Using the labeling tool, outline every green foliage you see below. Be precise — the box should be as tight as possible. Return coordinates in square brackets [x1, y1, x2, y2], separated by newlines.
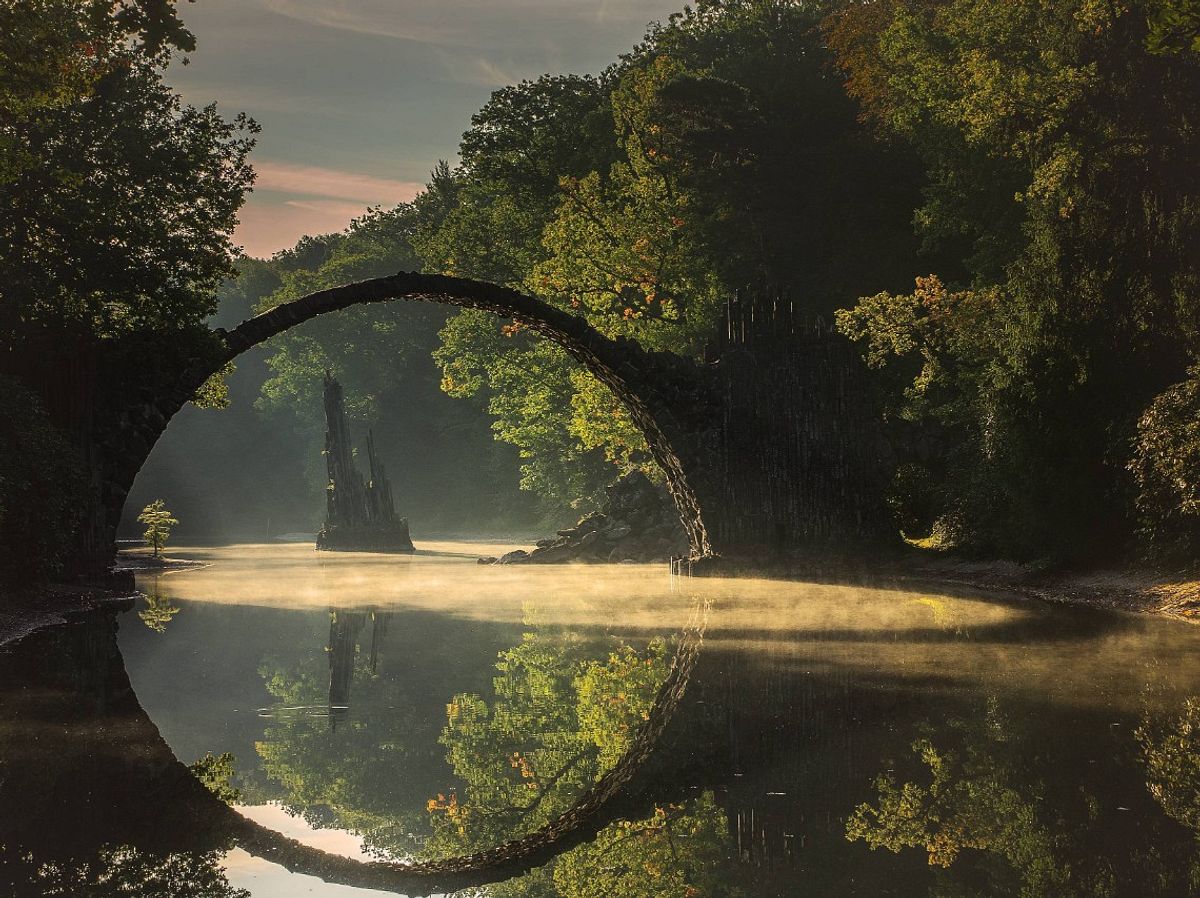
[829, 0, 1200, 560]
[1129, 367, 1200, 559]
[415, 75, 628, 511]
[0, 0, 255, 341]
[420, 0, 923, 508]
[29, 844, 249, 898]
[836, 275, 1052, 554]
[1137, 698, 1200, 837]
[0, 0, 255, 572]
[137, 583, 180, 633]
[136, 499, 177, 557]
[255, 206, 434, 420]
[0, 376, 87, 585]
[189, 751, 243, 805]
[1147, 0, 1200, 53]
[415, 75, 618, 289]
[846, 697, 1200, 897]
[248, 206, 551, 529]
[426, 630, 669, 856]
[193, 362, 236, 411]
[251, 621, 445, 861]
[425, 626, 738, 898]
[846, 703, 1094, 897]
[433, 313, 621, 505]
[551, 793, 734, 898]
[847, 737, 1067, 888]
[574, 642, 671, 769]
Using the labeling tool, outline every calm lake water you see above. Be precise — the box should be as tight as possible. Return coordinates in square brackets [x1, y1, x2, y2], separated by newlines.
[3, 541, 1200, 897]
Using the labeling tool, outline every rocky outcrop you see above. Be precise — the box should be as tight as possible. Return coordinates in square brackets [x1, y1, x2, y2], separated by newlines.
[316, 373, 415, 553]
[483, 472, 688, 565]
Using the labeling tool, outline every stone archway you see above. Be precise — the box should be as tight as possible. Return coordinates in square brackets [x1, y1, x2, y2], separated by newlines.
[98, 271, 717, 566]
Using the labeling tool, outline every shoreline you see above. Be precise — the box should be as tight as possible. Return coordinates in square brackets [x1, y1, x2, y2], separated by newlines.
[2, 551, 1196, 650]
[907, 558, 1199, 624]
[686, 551, 1200, 624]
[0, 583, 136, 648]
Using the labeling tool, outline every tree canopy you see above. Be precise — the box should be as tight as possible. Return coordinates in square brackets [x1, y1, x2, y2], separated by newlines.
[0, 0, 254, 341]
[828, 0, 1200, 559]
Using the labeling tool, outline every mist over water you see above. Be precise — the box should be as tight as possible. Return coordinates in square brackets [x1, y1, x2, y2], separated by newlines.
[136, 542, 1199, 711]
[76, 543, 1198, 896]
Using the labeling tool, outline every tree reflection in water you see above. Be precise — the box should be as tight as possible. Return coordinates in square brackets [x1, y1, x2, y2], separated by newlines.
[428, 632, 671, 852]
[252, 608, 438, 859]
[11, 844, 249, 898]
[190, 751, 243, 805]
[426, 624, 735, 898]
[847, 695, 1200, 897]
[1137, 696, 1200, 890]
[250, 603, 719, 888]
[137, 578, 180, 633]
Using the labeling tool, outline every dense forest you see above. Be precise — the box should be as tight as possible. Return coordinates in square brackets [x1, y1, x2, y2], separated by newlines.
[2, 0, 1199, 578]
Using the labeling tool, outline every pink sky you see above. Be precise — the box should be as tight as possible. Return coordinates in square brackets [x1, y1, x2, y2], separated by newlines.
[170, 0, 682, 259]
[235, 161, 424, 258]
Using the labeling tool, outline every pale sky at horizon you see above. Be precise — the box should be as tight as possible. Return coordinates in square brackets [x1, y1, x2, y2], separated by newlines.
[170, 0, 681, 258]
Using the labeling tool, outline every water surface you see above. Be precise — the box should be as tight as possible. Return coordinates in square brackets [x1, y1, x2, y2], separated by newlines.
[3, 541, 1199, 896]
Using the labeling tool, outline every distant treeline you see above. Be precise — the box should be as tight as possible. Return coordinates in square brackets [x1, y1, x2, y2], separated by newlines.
[3, 0, 1198, 575]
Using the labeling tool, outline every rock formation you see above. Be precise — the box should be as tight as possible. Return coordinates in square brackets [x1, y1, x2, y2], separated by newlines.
[482, 471, 688, 565]
[316, 373, 415, 553]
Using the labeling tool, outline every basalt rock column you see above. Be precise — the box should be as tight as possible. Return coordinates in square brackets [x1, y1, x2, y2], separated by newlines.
[316, 373, 415, 552]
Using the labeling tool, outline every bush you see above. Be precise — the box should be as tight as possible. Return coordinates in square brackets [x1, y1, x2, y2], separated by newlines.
[1129, 367, 1200, 562]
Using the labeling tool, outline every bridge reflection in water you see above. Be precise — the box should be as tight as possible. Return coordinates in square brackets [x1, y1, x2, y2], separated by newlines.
[3, 548, 1200, 897]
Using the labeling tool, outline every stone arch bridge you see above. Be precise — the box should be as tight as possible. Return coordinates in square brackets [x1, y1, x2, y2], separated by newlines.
[93, 272, 719, 568]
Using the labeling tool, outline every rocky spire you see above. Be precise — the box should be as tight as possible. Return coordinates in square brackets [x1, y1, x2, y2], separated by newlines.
[316, 372, 415, 552]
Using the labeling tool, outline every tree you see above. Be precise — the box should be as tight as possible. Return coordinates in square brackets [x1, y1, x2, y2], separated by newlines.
[827, 0, 1200, 560]
[189, 751, 243, 805]
[248, 206, 553, 530]
[251, 618, 448, 861]
[0, 1, 254, 341]
[847, 700, 1200, 896]
[1137, 698, 1200, 836]
[1128, 367, 1200, 559]
[425, 628, 670, 859]
[415, 76, 627, 511]
[422, 0, 926, 510]
[137, 499, 177, 557]
[551, 793, 733, 898]
[1147, 0, 1200, 53]
[0, 0, 256, 576]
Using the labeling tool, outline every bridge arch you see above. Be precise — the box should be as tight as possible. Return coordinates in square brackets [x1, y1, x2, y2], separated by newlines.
[104, 271, 714, 562]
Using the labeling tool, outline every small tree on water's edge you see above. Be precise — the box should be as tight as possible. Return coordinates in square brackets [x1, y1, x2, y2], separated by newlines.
[137, 500, 177, 557]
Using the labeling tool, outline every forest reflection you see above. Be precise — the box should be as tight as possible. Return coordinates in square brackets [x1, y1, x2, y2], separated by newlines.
[249, 603, 680, 865]
[846, 696, 1200, 896]
[4, 546, 1200, 896]
[6, 844, 250, 898]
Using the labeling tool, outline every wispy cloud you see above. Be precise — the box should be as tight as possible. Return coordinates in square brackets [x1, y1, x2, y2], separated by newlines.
[259, 0, 658, 49]
[283, 198, 375, 217]
[425, 45, 534, 87]
[470, 56, 527, 88]
[253, 160, 422, 205]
